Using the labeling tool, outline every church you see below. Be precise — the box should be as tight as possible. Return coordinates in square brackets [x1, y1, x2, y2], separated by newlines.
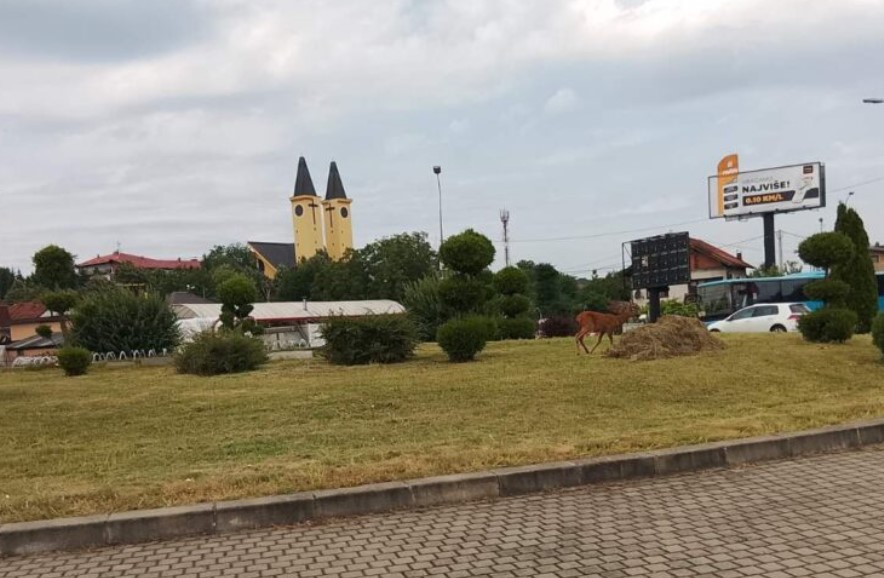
[248, 157, 354, 279]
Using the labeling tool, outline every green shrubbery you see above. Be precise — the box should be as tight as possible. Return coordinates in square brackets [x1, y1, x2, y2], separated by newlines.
[496, 317, 536, 340]
[57, 346, 92, 376]
[70, 287, 179, 353]
[174, 331, 268, 376]
[319, 315, 418, 365]
[872, 314, 884, 358]
[797, 309, 858, 344]
[437, 316, 491, 362]
[797, 231, 857, 344]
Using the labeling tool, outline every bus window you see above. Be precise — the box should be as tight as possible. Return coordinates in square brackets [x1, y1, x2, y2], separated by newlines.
[781, 279, 807, 301]
[698, 284, 732, 317]
[755, 280, 783, 303]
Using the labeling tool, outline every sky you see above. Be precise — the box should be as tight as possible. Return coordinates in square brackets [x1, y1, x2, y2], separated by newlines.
[1, 0, 883, 277]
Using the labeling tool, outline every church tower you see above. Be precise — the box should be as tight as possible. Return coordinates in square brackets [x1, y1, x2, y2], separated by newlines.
[290, 157, 324, 262]
[322, 161, 354, 261]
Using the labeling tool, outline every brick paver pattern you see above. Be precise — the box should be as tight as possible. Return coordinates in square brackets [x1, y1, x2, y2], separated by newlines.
[5, 447, 884, 577]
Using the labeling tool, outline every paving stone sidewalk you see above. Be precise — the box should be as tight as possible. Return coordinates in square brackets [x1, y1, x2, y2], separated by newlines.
[4, 447, 884, 577]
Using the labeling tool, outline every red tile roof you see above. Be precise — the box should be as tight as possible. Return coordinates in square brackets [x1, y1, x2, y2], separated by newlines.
[690, 238, 753, 269]
[78, 252, 200, 270]
[8, 301, 48, 322]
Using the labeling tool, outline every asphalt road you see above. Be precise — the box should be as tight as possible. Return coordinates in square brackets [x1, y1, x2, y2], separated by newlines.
[3, 447, 884, 577]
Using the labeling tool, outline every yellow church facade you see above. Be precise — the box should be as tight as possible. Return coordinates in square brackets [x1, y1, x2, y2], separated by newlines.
[248, 157, 354, 279]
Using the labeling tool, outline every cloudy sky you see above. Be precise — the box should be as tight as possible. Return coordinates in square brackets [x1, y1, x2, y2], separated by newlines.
[2, 0, 883, 276]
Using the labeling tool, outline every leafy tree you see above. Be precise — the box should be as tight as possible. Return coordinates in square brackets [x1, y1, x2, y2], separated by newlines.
[40, 290, 80, 335]
[275, 252, 332, 301]
[202, 244, 259, 273]
[3, 278, 44, 303]
[31, 245, 78, 290]
[71, 288, 179, 353]
[403, 273, 445, 341]
[492, 267, 534, 340]
[0, 267, 17, 300]
[35, 325, 53, 339]
[831, 203, 878, 333]
[359, 232, 438, 302]
[311, 252, 370, 301]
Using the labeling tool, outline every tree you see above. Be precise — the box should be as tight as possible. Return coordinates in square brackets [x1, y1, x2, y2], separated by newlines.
[40, 290, 80, 335]
[832, 203, 878, 333]
[310, 252, 370, 301]
[217, 273, 258, 331]
[31, 245, 78, 290]
[70, 288, 179, 353]
[797, 232, 857, 343]
[3, 278, 44, 303]
[359, 232, 438, 302]
[439, 229, 495, 276]
[0, 267, 17, 300]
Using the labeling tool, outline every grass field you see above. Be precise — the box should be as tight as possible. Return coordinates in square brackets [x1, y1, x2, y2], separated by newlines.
[1, 334, 882, 523]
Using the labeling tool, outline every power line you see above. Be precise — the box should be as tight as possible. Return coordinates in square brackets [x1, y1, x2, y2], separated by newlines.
[828, 175, 884, 194]
[499, 217, 709, 244]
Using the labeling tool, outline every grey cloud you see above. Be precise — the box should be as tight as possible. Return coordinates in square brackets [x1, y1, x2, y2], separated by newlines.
[0, 0, 211, 63]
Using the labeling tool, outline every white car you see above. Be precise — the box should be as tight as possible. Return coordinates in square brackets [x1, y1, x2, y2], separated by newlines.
[707, 303, 810, 333]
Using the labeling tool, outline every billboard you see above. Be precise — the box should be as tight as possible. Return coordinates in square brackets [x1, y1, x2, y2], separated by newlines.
[630, 232, 691, 290]
[708, 161, 826, 219]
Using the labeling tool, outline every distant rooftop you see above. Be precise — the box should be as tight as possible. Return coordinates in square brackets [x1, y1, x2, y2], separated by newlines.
[78, 251, 200, 271]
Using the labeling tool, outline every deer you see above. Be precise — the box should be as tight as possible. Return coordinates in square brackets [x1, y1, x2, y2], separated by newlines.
[575, 300, 640, 355]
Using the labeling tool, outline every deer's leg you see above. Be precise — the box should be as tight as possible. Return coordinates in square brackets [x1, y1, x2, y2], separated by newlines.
[575, 328, 591, 355]
[589, 332, 605, 354]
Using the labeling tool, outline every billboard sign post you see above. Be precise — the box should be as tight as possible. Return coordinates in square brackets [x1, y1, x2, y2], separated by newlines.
[708, 157, 826, 269]
[630, 232, 691, 323]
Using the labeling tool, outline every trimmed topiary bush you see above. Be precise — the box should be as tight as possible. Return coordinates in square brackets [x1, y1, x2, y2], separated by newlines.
[496, 317, 536, 340]
[438, 276, 487, 313]
[174, 331, 268, 376]
[439, 230, 496, 276]
[798, 232, 854, 273]
[57, 346, 92, 376]
[493, 267, 530, 296]
[498, 294, 532, 318]
[798, 309, 858, 344]
[35, 324, 53, 339]
[872, 313, 884, 358]
[832, 203, 878, 333]
[319, 314, 418, 365]
[803, 279, 851, 306]
[437, 316, 491, 362]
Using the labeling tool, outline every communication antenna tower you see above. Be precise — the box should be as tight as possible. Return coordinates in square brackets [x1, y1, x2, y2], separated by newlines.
[500, 209, 511, 267]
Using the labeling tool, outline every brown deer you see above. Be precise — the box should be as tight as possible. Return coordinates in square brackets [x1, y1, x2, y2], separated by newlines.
[575, 300, 640, 355]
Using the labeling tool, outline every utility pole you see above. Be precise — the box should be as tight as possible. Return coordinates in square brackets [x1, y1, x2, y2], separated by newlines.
[500, 209, 511, 267]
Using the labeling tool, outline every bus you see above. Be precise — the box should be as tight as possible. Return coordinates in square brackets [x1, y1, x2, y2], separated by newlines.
[696, 271, 884, 322]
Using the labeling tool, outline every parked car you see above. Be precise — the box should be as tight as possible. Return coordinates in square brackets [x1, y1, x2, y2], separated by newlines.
[707, 303, 809, 333]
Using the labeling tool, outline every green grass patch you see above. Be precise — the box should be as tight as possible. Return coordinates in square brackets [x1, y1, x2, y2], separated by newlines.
[1, 334, 882, 522]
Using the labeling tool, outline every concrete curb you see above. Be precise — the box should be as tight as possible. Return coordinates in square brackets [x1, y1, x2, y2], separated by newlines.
[3, 418, 883, 557]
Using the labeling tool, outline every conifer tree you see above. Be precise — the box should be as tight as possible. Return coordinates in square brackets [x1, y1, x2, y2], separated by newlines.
[832, 203, 878, 333]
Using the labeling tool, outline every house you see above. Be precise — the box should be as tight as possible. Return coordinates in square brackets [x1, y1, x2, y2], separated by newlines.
[633, 238, 753, 306]
[77, 251, 200, 278]
[0, 302, 11, 343]
[6, 301, 64, 342]
[872, 243, 884, 273]
[2, 332, 64, 365]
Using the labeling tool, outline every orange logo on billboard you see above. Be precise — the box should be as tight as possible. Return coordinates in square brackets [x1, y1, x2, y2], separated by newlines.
[716, 154, 739, 216]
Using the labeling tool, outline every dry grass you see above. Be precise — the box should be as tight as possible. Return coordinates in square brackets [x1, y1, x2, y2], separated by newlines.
[1, 334, 882, 523]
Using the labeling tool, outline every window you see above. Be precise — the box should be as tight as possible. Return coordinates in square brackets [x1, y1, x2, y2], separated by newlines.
[790, 304, 810, 314]
[730, 307, 756, 321]
[781, 280, 808, 302]
[753, 305, 778, 317]
[755, 281, 783, 303]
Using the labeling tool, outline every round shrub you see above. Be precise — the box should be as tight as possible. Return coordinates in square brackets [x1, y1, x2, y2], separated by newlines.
[804, 279, 851, 305]
[798, 309, 858, 343]
[538, 315, 578, 337]
[498, 294, 531, 318]
[57, 346, 92, 376]
[174, 331, 268, 376]
[872, 313, 884, 358]
[798, 232, 854, 271]
[436, 316, 490, 362]
[439, 276, 486, 313]
[439, 230, 495, 276]
[496, 317, 536, 340]
[35, 324, 53, 339]
[320, 314, 418, 365]
[493, 267, 529, 296]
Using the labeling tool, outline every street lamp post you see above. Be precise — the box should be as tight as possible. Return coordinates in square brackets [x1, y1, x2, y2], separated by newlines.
[433, 166, 444, 251]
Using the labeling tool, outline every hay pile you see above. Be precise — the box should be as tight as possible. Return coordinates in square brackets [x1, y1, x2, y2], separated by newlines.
[605, 315, 725, 361]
